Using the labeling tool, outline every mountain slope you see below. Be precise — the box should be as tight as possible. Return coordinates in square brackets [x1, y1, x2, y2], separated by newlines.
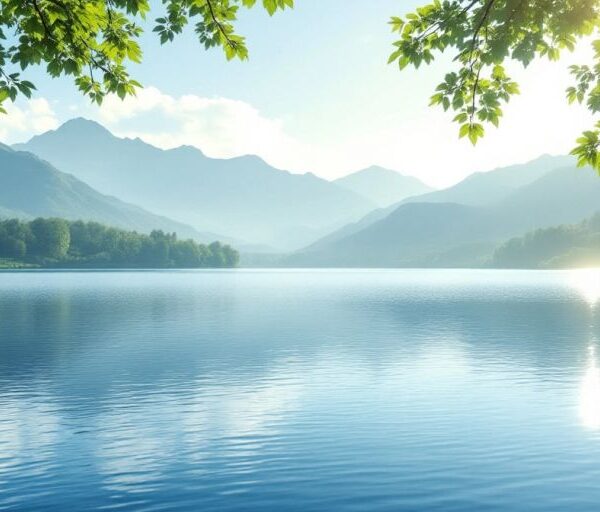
[287, 202, 499, 267]
[402, 154, 575, 207]
[299, 202, 400, 254]
[493, 165, 600, 232]
[291, 162, 600, 267]
[16, 119, 376, 250]
[334, 166, 433, 207]
[491, 212, 600, 269]
[0, 145, 223, 242]
[302, 154, 573, 257]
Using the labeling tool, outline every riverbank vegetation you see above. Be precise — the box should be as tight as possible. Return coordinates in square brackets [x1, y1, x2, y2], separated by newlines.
[0, 218, 239, 268]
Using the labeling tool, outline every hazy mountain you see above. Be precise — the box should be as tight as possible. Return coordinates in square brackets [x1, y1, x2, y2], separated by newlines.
[402, 154, 575, 207]
[492, 212, 600, 269]
[16, 119, 376, 250]
[291, 160, 600, 268]
[299, 202, 400, 254]
[492, 165, 600, 231]
[302, 155, 574, 258]
[0, 145, 224, 242]
[287, 202, 498, 267]
[334, 166, 433, 207]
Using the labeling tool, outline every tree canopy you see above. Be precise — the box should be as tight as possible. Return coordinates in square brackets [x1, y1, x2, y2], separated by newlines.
[491, 212, 600, 268]
[0, 218, 239, 268]
[3, 1, 600, 171]
[0, 0, 292, 109]
[388, 0, 600, 170]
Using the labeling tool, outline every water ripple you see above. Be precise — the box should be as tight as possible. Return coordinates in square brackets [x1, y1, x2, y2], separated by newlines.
[2, 269, 600, 510]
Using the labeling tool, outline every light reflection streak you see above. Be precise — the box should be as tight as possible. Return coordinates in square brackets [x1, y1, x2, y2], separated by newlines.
[579, 345, 600, 430]
[570, 269, 600, 307]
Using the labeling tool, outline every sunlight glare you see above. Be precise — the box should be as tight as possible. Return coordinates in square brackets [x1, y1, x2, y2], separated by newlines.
[579, 345, 600, 430]
[569, 269, 600, 306]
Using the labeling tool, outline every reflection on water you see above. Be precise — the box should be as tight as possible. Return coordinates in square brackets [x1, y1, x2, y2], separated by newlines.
[2, 269, 600, 511]
[570, 268, 600, 306]
[571, 269, 600, 429]
[579, 346, 600, 429]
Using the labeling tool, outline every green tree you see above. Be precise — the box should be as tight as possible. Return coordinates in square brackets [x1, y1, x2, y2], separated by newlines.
[0, 0, 292, 111]
[388, 1, 600, 170]
[222, 244, 239, 267]
[6, 1, 600, 172]
[208, 241, 227, 267]
[171, 238, 202, 267]
[30, 217, 70, 259]
[0, 217, 239, 267]
[0, 228, 27, 258]
[5, 1, 600, 173]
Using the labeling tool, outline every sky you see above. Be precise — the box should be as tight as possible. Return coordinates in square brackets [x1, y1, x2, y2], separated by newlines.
[0, 0, 597, 188]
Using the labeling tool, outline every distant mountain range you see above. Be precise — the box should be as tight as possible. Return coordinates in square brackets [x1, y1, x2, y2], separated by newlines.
[0, 144, 221, 242]
[290, 155, 600, 267]
[15, 119, 425, 251]
[334, 166, 433, 208]
[7, 118, 600, 268]
[401, 154, 574, 207]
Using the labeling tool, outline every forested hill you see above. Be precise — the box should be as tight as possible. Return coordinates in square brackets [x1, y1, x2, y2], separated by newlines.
[16, 118, 376, 251]
[0, 143, 224, 243]
[0, 218, 239, 269]
[491, 213, 600, 269]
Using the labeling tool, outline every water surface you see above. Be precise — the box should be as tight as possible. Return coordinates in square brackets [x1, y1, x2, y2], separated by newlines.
[2, 269, 600, 511]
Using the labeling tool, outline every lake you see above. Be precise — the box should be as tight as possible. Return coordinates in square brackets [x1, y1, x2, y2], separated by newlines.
[2, 269, 600, 511]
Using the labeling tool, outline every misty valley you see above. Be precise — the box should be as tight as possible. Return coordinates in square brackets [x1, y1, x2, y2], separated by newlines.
[3, 118, 600, 512]
[2, 119, 600, 270]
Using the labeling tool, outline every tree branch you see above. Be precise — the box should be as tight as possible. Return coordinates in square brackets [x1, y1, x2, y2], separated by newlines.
[205, 0, 238, 49]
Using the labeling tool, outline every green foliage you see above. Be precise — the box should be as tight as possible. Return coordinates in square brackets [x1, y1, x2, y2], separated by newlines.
[389, 0, 600, 163]
[491, 212, 600, 268]
[30, 217, 70, 259]
[0, 0, 293, 111]
[0, 218, 239, 268]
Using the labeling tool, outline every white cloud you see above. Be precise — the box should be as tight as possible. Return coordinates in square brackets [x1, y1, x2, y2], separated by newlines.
[88, 53, 595, 189]
[3, 47, 594, 189]
[95, 86, 307, 171]
[0, 98, 59, 143]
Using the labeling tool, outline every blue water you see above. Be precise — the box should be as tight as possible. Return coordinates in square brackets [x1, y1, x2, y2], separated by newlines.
[2, 269, 600, 511]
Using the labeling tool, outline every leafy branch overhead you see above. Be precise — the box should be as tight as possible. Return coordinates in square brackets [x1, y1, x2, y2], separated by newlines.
[0, 0, 292, 111]
[4, 0, 600, 174]
[388, 0, 600, 171]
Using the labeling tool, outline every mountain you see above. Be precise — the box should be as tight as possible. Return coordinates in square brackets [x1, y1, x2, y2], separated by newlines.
[492, 165, 600, 232]
[402, 154, 575, 207]
[16, 119, 376, 251]
[491, 212, 600, 269]
[288, 202, 498, 267]
[302, 155, 574, 258]
[291, 159, 600, 267]
[0, 145, 224, 242]
[299, 202, 400, 254]
[334, 166, 433, 208]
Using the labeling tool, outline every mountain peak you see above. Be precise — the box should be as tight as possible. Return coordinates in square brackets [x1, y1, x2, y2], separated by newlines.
[20, 118, 114, 148]
[334, 166, 433, 208]
[339, 165, 401, 179]
[57, 117, 113, 136]
[363, 165, 400, 174]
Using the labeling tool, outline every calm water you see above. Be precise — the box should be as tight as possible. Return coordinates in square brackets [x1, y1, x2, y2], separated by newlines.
[2, 269, 600, 511]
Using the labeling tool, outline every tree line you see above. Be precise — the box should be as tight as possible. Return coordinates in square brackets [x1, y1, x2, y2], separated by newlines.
[0, 218, 239, 268]
[491, 213, 600, 269]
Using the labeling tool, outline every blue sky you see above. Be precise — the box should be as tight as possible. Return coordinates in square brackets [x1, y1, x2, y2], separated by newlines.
[0, 1, 596, 187]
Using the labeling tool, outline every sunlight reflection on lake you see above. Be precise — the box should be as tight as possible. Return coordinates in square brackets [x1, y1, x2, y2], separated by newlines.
[570, 268, 600, 306]
[579, 345, 600, 430]
[3, 269, 600, 511]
